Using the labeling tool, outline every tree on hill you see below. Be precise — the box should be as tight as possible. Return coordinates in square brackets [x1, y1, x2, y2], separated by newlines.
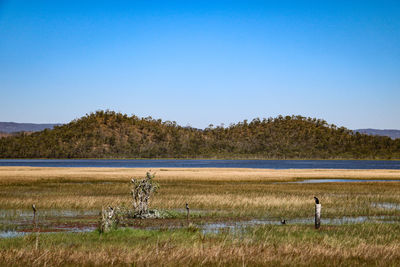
[0, 110, 399, 159]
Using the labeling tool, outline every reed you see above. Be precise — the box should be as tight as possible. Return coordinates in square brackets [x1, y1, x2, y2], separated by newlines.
[1, 167, 400, 265]
[0, 167, 399, 218]
[1, 224, 399, 266]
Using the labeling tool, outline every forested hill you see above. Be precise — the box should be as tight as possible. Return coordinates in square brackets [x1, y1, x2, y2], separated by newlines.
[0, 111, 399, 159]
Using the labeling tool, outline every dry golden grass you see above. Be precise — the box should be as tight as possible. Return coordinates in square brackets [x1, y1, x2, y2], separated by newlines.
[1, 167, 400, 218]
[3, 243, 400, 266]
[1, 167, 400, 266]
[1, 166, 400, 182]
[1, 224, 400, 266]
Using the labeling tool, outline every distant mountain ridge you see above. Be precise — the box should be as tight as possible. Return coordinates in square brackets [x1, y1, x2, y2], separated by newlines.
[354, 129, 400, 140]
[0, 122, 61, 133]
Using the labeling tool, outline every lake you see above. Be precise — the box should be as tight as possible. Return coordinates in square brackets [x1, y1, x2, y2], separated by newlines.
[0, 159, 400, 169]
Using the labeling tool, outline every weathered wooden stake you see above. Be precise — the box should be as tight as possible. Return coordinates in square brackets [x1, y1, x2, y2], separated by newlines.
[32, 204, 39, 249]
[32, 204, 37, 226]
[185, 203, 190, 224]
[315, 203, 321, 229]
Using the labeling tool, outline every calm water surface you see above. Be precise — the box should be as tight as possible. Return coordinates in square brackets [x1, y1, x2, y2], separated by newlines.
[0, 159, 400, 169]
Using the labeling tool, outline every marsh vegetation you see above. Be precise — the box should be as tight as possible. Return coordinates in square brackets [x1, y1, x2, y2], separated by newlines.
[1, 167, 400, 265]
[2, 224, 400, 266]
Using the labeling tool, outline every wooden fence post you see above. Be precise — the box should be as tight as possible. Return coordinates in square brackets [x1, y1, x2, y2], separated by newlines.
[32, 204, 36, 226]
[186, 203, 190, 224]
[32, 204, 39, 249]
[315, 204, 321, 229]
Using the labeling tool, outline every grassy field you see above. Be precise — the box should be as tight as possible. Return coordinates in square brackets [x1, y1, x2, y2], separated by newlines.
[1, 167, 400, 266]
[1, 167, 400, 217]
[1, 224, 400, 266]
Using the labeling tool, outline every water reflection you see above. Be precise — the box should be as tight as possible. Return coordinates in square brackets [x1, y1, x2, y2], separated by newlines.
[201, 216, 399, 234]
[372, 203, 400, 210]
[1, 208, 398, 238]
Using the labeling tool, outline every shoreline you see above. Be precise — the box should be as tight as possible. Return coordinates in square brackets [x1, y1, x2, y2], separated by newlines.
[1, 167, 400, 181]
[1, 158, 400, 171]
[1, 158, 399, 161]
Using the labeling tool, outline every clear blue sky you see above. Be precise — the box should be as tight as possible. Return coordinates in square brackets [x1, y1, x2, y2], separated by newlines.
[1, 0, 399, 129]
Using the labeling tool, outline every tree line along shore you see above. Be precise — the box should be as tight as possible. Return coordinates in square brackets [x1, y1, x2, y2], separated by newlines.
[0, 110, 399, 159]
